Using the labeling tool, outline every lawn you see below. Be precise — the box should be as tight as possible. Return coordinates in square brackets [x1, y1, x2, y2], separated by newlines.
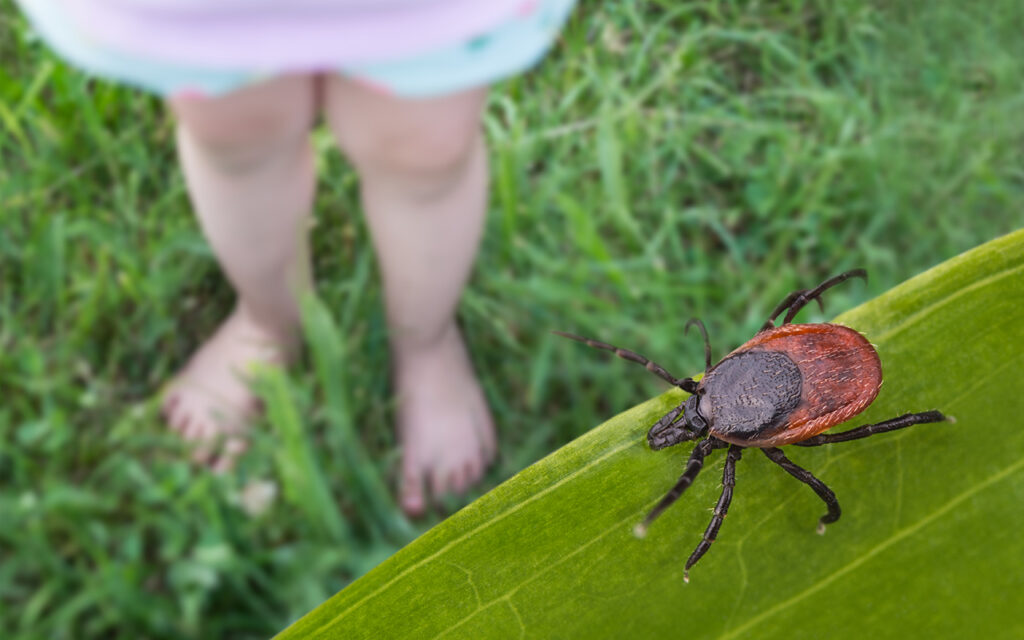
[1, 0, 1022, 638]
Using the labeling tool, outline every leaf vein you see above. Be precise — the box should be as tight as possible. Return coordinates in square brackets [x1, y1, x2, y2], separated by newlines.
[313, 439, 637, 636]
[718, 454, 1024, 639]
[871, 262, 1024, 343]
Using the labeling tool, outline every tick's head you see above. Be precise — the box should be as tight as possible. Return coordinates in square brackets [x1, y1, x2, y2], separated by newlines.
[646, 394, 710, 450]
[682, 394, 710, 434]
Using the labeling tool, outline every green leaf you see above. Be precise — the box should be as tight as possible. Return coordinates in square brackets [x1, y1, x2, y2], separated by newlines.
[278, 230, 1024, 639]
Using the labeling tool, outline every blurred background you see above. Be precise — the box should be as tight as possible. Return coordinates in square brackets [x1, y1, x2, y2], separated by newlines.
[1, 0, 1021, 637]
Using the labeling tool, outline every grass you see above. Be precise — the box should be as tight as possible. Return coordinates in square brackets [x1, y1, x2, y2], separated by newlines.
[1, 0, 1022, 638]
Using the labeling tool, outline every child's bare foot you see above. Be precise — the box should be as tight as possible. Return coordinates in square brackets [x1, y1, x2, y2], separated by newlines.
[161, 306, 296, 472]
[396, 325, 497, 516]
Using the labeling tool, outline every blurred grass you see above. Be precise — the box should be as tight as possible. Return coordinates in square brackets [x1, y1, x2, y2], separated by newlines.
[1, 0, 1022, 638]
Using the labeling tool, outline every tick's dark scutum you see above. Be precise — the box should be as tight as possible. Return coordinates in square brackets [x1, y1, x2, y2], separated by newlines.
[700, 351, 803, 443]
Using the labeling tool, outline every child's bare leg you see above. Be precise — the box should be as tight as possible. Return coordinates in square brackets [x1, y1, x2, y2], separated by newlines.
[324, 76, 496, 515]
[165, 74, 317, 470]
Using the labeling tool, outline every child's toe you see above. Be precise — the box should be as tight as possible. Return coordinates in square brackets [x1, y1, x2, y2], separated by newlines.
[465, 459, 482, 486]
[401, 471, 426, 516]
[448, 469, 466, 494]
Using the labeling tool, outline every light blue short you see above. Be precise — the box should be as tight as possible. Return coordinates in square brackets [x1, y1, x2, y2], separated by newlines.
[17, 0, 576, 98]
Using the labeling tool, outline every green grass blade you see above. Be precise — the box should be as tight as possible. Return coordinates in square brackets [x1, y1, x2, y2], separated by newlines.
[277, 230, 1024, 639]
[257, 367, 350, 544]
[301, 295, 414, 541]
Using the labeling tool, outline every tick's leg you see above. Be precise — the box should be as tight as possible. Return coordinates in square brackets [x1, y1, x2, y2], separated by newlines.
[684, 318, 712, 373]
[635, 437, 726, 537]
[780, 268, 867, 325]
[553, 331, 698, 392]
[760, 289, 815, 332]
[794, 411, 947, 447]
[762, 447, 840, 533]
[647, 403, 701, 450]
[684, 444, 743, 582]
[761, 269, 868, 331]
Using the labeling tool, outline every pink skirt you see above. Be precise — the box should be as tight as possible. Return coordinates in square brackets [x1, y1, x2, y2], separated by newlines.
[17, 0, 576, 97]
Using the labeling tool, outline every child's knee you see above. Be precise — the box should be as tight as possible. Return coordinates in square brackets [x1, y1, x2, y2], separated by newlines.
[326, 80, 487, 186]
[338, 116, 481, 184]
[170, 74, 317, 172]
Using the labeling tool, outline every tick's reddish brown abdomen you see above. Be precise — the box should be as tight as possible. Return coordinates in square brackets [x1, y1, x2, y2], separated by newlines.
[700, 323, 882, 447]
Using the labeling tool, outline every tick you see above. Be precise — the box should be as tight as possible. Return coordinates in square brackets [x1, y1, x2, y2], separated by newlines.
[556, 269, 947, 581]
